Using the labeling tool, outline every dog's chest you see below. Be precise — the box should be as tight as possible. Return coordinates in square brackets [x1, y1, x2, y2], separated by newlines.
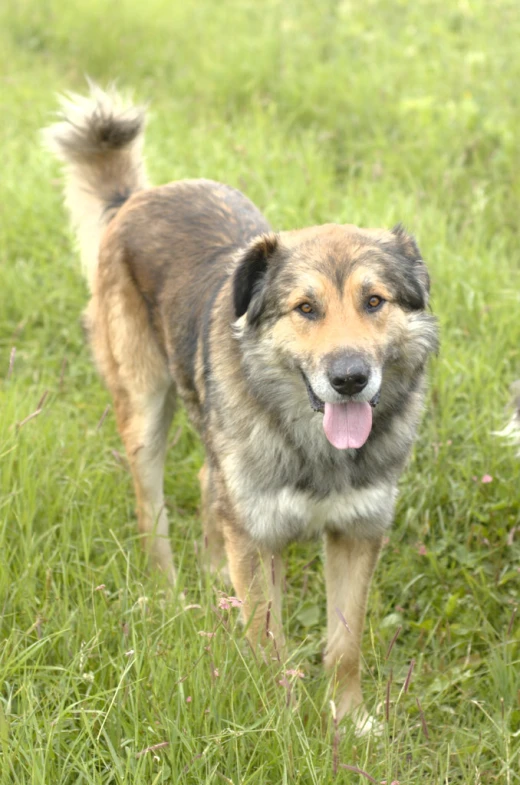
[241, 482, 396, 549]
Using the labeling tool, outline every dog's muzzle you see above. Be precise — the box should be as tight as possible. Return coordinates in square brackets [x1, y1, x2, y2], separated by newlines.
[301, 364, 381, 451]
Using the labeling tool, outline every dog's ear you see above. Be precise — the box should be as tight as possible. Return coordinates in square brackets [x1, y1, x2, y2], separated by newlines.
[391, 223, 431, 309]
[233, 233, 279, 321]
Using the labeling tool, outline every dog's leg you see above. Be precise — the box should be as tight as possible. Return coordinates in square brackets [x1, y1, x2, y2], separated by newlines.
[324, 532, 382, 728]
[87, 259, 177, 583]
[199, 462, 229, 580]
[114, 384, 177, 582]
[222, 522, 285, 655]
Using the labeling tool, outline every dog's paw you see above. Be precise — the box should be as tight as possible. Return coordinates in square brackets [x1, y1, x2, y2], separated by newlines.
[331, 697, 383, 738]
[352, 710, 383, 738]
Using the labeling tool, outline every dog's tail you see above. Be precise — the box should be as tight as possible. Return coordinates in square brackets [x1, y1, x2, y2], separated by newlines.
[43, 82, 148, 291]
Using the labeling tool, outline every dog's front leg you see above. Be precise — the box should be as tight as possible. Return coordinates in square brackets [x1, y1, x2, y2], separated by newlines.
[323, 531, 382, 728]
[222, 521, 285, 656]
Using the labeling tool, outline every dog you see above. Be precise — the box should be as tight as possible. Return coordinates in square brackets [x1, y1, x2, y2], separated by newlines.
[45, 85, 438, 730]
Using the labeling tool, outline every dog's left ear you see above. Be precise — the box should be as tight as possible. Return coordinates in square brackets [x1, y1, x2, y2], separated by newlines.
[391, 223, 431, 309]
[233, 233, 279, 322]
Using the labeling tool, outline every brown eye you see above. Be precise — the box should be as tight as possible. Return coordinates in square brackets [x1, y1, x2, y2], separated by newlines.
[298, 302, 314, 315]
[367, 295, 384, 311]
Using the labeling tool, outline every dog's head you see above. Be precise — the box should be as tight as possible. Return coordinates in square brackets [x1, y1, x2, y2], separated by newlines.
[232, 224, 438, 449]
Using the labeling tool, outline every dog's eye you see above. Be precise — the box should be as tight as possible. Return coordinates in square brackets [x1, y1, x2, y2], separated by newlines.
[297, 302, 314, 316]
[367, 295, 385, 312]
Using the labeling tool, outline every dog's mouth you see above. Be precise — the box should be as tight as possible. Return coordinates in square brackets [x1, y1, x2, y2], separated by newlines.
[304, 378, 325, 413]
[302, 374, 379, 450]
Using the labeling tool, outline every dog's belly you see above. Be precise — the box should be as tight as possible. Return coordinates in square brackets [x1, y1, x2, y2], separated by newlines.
[240, 482, 397, 549]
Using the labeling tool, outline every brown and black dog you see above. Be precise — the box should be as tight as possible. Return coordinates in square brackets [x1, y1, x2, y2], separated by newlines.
[46, 85, 438, 730]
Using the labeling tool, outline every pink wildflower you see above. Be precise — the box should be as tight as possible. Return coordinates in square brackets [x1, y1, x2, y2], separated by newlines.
[218, 595, 243, 610]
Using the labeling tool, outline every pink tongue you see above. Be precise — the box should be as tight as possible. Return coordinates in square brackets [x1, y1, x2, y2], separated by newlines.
[323, 401, 373, 450]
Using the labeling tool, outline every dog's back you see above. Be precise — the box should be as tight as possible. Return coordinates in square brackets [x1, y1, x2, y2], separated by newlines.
[100, 179, 270, 402]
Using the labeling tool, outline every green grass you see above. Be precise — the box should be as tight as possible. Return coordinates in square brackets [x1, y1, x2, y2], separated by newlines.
[1, 0, 519, 781]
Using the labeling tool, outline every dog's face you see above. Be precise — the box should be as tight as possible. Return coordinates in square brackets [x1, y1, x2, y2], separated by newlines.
[233, 224, 438, 449]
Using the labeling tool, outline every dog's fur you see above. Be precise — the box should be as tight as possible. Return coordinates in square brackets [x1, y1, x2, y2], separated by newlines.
[45, 85, 438, 728]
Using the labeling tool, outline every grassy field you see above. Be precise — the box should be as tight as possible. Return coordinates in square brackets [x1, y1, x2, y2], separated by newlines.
[1, 0, 519, 782]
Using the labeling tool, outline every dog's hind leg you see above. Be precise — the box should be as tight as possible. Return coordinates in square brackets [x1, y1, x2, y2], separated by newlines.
[114, 383, 177, 582]
[323, 532, 382, 730]
[87, 258, 177, 582]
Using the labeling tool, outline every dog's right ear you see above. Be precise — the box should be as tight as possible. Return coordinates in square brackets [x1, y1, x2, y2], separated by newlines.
[233, 233, 279, 322]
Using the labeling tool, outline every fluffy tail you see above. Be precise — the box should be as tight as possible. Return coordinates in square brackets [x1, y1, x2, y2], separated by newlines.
[44, 82, 148, 290]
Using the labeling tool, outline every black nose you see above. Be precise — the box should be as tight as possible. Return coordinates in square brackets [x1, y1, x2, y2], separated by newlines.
[328, 354, 370, 396]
